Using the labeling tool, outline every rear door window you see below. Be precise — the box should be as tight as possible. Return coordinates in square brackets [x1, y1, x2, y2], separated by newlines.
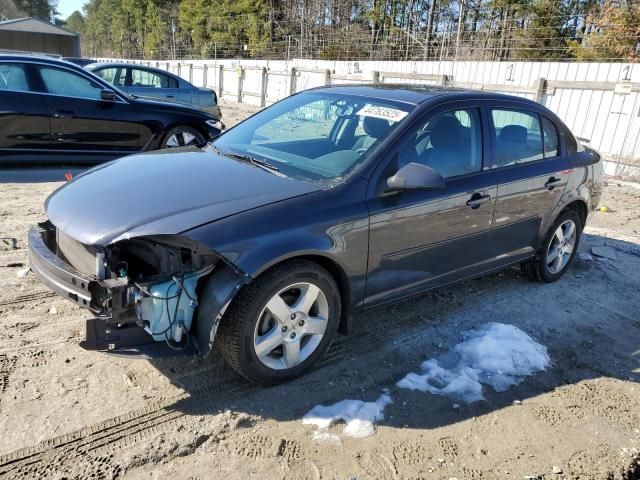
[491, 109, 544, 167]
[0, 63, 29, 92]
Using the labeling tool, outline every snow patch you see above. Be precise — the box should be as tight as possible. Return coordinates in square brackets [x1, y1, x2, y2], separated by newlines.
[397, 323, 550, 403]
[312, 430, 341, 444]
[303, 391, 392, 439]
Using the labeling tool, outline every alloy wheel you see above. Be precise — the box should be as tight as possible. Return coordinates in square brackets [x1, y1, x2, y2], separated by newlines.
[165, 131, 198, 147]
[253, 282, 329, 370]
[546, 219, 577, 274]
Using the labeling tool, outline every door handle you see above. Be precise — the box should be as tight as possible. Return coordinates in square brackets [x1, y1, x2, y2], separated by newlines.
[166, 94, 175, 98]
[544, 177, 564, 190]
[466, 192, 491, 209]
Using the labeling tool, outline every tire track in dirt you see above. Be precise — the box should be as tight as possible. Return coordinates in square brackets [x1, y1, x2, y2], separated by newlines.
[0, 291, 55, 308]
[0, 279, 513, 477]
[0, 354, 17, 394]
[0, 315, 85, 353]
[0, 354, 18, 414]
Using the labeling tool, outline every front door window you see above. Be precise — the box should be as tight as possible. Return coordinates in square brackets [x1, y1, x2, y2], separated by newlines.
[398, 108, 483, 178]
[0, 63, 29, 92]
[39, 67, 103, 100]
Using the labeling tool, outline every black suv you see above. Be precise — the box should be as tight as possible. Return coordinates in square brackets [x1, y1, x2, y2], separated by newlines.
[0, 54, 222, 164]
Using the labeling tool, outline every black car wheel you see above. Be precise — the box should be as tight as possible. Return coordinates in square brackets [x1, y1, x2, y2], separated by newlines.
[522, 209, 582, 283]
[217, 260, 341, 385]
[162, 126, 205, 148]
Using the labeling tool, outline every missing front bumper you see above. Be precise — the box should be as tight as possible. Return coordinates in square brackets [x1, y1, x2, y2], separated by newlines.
[28, 223, 248, 357]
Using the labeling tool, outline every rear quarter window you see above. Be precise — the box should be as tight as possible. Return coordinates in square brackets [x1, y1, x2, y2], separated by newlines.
[562, 125, 579, 154]
[541, 116, 559, 158]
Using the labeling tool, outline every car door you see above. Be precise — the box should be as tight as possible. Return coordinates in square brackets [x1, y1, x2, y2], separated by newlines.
[489, 104, 571, 260]
[128, 67, 182, 104]
[35, 64, 142, 154]
[365, 102, 498, 306]
[0, 61, 52, 156]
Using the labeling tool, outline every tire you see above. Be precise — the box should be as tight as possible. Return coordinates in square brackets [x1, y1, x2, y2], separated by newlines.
[161, 126, 205, 148]
[522, 209, 582, 283]
[216, 260, 342, 385]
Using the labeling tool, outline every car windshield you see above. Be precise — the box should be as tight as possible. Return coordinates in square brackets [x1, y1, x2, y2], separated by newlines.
[212, 91, 414, 183]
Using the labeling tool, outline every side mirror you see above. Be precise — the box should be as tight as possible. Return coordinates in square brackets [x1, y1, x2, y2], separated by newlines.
[100, 89, 117, 101]
[386, 162, 445, 192]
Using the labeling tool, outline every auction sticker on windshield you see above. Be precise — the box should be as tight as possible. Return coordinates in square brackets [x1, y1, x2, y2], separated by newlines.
[357, 105, 408, 123]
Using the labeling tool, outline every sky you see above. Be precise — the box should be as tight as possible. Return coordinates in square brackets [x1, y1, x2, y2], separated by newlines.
[56, 0, 87, 20]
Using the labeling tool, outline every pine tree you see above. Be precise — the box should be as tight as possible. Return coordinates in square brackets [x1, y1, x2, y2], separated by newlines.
[515, 0, 571, 59]
[14, 0, 53, 19]
[64, 10, 84, 33]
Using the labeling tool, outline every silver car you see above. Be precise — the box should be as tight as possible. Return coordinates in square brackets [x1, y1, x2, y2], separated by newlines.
[87, 62, 222, 121]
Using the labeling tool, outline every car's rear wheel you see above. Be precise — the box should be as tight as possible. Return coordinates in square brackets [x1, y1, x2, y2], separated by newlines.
[162, 126, 205, 148]
[216, 260, 341, 385]
[522, 209, 582, 282]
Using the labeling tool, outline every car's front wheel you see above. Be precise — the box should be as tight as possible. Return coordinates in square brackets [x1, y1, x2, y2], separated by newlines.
[217, 260, 341, 385]
[162, 126, 205, 148]
[523, 209, 582, 282]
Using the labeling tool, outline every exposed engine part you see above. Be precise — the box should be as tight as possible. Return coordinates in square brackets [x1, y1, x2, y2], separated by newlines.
[56, 228, 101, 276]
[107, 235, 218, 281]
[133, 265, 214, 346]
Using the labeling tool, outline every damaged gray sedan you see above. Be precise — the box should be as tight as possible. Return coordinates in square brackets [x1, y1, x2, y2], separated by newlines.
[29, 85, 603, 384]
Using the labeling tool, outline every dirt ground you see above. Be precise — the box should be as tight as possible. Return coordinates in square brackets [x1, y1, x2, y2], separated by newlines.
[0, 100, 639, 480]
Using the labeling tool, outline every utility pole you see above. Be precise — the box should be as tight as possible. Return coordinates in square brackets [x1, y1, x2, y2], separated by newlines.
[424, 0, 437, 60]
[300, 0, 304, 59]
[171, 19, 177, 61]
[455, 0, 465, 60]
[404, 0, 416, 61]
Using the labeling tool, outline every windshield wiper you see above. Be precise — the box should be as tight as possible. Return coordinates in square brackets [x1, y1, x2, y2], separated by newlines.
[211, 146, 283, 174]
[231, 154, 280, 172]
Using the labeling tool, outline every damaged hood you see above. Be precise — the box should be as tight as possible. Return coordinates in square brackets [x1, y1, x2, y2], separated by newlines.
[45, 147, 321, 246]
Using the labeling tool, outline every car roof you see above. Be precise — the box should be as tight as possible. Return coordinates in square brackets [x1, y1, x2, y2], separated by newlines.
[89, 62, 178, 75]
[0, 53, 76, 65]
[308, 83, 540, 107]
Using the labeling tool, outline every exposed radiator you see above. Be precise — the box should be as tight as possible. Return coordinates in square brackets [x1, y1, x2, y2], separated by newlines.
[56, 229, 98, 276]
